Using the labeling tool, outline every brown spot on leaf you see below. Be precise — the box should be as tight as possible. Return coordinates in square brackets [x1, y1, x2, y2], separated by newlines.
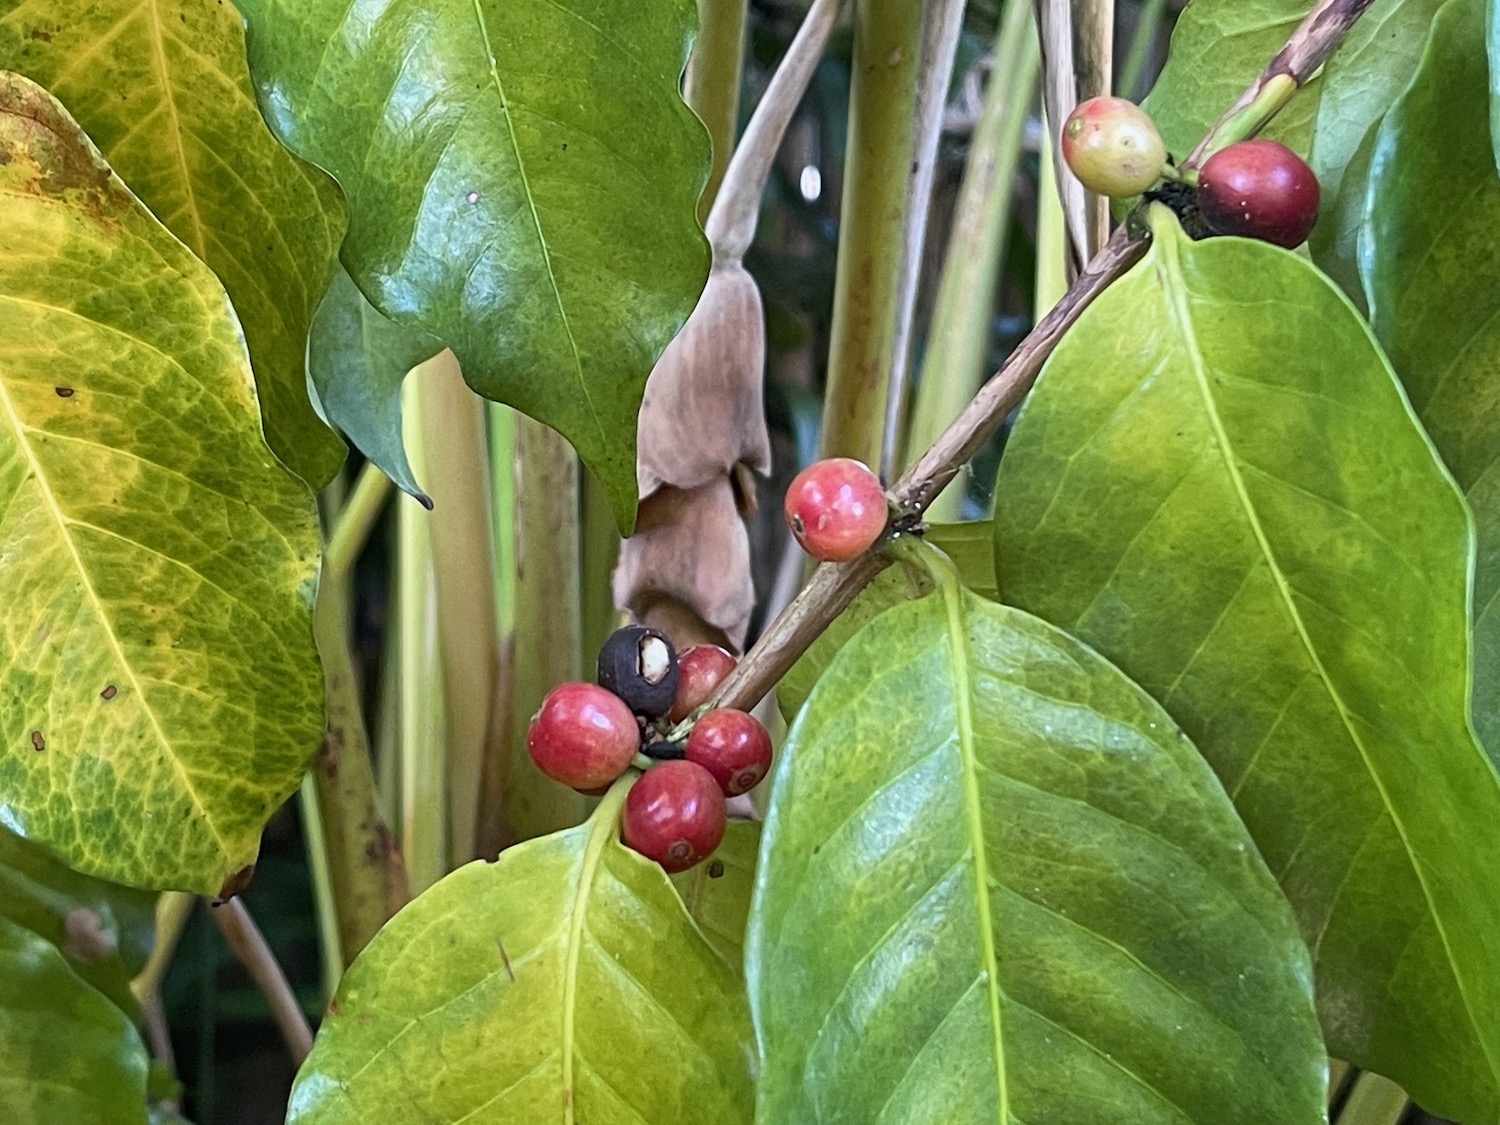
[327, 999, 340, 1017]
[27, 27, 52, 41]
[214, 865, 256, 903]
[29, 731, 44, 752]
[62, 907, 112, 962]
[100, 684, 117, 700]
[708, 861, 725, 879]
[54, 386, 74, 397]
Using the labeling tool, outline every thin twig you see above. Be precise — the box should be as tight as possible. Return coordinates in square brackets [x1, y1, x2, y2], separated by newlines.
[714, 0, 1374, 713]
[210, 898, 314, 1065]
[325, 461, 394, 582]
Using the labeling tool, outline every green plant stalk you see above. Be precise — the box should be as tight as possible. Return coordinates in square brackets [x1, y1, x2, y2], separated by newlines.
[413, 352, 500, 867]
[297, 771, 343, 1001]
[475, 403, 519, 858]
[1335, 1072, 1409, 1125]
[819, 0, 924, 469]
[903, 0, 1039, 516]
[130, 891, 195, 1004]
[312, 563, 411, 962]
[396, 378, 447, 894]
[1034, 128, 1070, 321]
[505, 413, 589, 841]
[685, 0, 750, 220]
[1117, 0, 1169, 100]
[580, 467, 621, 676]
[325, 460, 394, 582]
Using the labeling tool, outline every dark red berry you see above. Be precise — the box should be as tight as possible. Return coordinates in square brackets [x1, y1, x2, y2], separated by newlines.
[526, 682, 639, 791]
[1060, 96, 1167, 198]
[784, 458, 887, 563]
[1196, 140, 1320, 249]
[622, 761, 725, 873]
[685, 708, 773, 796]
[668, 644, 739, 723]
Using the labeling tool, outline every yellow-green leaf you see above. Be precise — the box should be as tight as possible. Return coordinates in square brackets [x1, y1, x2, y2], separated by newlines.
[993, 210, 1500, 1121]
[750, 585, 1327, 1123]
[288, 791, 753, 1124]
[670, 818, 758, 968]
[0, 0, 348, 487]
[235, 0, 713, 529]
[0, 73, 324, 894]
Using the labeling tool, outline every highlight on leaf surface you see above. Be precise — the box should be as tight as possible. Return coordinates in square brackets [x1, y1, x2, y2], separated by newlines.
[236, 0, 714, 530]
[287, 788, 753, 1125]
[0, 0, 349, 487]
[0, 72, 325, 894]
[994, 206, 1500, 1122]
[749, 584, 1327, 1124]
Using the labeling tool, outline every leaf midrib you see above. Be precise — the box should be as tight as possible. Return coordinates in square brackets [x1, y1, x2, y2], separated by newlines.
[0, 346, 228, 855]
[938, 581, 1008, 1123]
[1154, 225, 1498, 1079]
[144, 0, 206, 256]
[560, 790, 622, 1124]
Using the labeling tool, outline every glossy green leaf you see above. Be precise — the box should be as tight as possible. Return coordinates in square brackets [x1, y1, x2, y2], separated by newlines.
[236, 0, 713, 530]
[750, 584, 1327, 1124]
[287, 791, 753, 1125]
[1307, 0, 1444, 301]
[1142, 0, 1320, 160]
[993, 211, 1500, 1122]
[0, 916, 149, 1125]
[0, 74, 324, 894]
[0, 0, 348, 487]
[1489, 0, 1500, 168]
[0, 826, 155, 1012]
[670, 819, 758, 968]
[780, 522, 999, 720]
[307, 267, 442, 505]
[1362, 0, 1500, 757]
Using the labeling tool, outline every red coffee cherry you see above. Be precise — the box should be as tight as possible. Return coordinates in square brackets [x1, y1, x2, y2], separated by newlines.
[526, 682, 639, 791]
[784, 457, 887, 562]
[685, 708, 773, 796]
[622, 761, 726, 873]
[1196, 139, 1320, 249]
[668, 644, 739, 723]
[1060, 96, 1167, 198]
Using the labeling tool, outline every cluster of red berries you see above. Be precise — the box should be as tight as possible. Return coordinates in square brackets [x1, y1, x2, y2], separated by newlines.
[526, 626, 769, 873]
[1061, 96, 1321, 249]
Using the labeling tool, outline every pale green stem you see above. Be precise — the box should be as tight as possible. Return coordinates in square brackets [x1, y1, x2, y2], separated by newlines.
[412, 353, 500, 867]
[820, 0, 924, 469]
[312, 563, 410, 962]
[396, 385, 447, 893]
[130, 891, 195, 1003]
[686, 0, 750, 220]
[903, 0, 1039, 517]
[580, 467, 621, 677]
[1034, 127, 1070, 320]
[1335, 1072, 1409, 1125]
[324, 461, 394, 582]
[297, 772, 343, 1001]
[505, 413, 589, 841]
[475, 403, 519, 858]
[1118, 0, 1169, 101]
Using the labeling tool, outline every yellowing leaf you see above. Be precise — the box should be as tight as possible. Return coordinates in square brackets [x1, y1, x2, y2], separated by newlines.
[0, 73, 323, 894]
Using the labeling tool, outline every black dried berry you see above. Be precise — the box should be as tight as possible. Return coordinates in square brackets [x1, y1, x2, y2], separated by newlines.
[597, 625, 679, 719]
[642, 740, 685, 761]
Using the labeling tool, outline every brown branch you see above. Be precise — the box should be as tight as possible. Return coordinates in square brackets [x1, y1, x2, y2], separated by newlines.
[211, 898, 314, 1065]
[714, 0, 1374, 713]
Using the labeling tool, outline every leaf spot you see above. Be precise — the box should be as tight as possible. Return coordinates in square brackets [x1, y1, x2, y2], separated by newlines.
[62, 907, 113, 962]
[29, 730, 44, 752]
[708, 861, 724, 879]
[100, 684, 117, 700]
[54, 386, 73, 398]
[465, 190, 481, 204]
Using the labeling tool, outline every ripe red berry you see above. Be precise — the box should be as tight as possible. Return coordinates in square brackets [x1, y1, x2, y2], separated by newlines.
[622, 760, 726, 873]
[1060, 96, 1167, 198]
[668, 644, 739, 723]
[685, 708, 773, 796]
[526, 682, 639, 791]
[784, 457, 887, 562]
[1196, 139, 1320, 249]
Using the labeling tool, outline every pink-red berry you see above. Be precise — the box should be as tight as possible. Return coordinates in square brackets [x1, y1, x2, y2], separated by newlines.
[1060, 96, 1167, 198]
[622, 760, 726, 873]
[685, 708, 773, 796]
[1197, 140, 1320, 249]
[784, 457, 887, 563]
[668, 644, 739, 723]
[526, 682, 639, 791]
